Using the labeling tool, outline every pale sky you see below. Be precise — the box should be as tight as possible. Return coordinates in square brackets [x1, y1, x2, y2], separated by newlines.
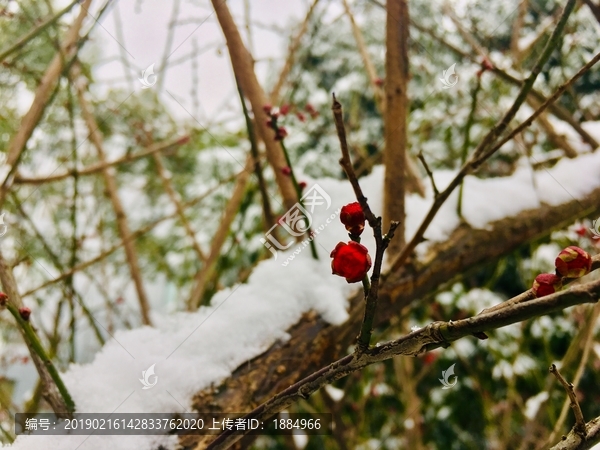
[74, 0, 338, 126]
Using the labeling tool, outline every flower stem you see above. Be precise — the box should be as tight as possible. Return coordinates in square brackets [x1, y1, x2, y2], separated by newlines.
[6, 304, 76, 414]
[272, 120, 319, 260]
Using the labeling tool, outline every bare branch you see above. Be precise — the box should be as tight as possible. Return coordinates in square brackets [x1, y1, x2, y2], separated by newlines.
[187, 155, 253, 310]
[549, 364, 586, 436]
[71, 64, 152, 326]
[14, 137, 188, 185]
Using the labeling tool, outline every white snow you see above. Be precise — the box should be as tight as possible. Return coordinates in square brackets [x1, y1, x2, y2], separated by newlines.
[6, 144, 600, 449]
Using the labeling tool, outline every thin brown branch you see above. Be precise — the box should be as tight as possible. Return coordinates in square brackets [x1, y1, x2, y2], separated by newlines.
[13, 136, 188, 185]
[269, 0, 320, 104]
[473, 51, 600, 168]
[187, 155, 253, 310]
[0, 252, 72, 416]
[417, 151, 438, 197]
[152, 152, 207, 263]
[549, 364, 586, 436]
[0, 0, 92, 208]
[526, 97, 578, 158]
[510, 0, 528, 64]
[211, 0, 297, 211]
[71, 65, 152, 326]
[546, 303, 600, 445]
[549, 415, 600, 450]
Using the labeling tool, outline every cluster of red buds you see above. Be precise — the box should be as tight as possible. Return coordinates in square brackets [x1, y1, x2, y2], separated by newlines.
[263, 105, 288, 141]
[531, 246, 593, 297]
[280, 167, 307, 191]
[265, 103, 319, 128]
[19, 307, 31, 321]
[331, 202, 371, 283]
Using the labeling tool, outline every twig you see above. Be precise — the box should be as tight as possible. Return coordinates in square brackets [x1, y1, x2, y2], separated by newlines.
[156, 0, 181, 92]
[5, 303, 75, 414]
[0, 252, 75, 416]
[388, 0, 579, 274]
[71, 64, 152, 326]
[152, 152, 208, 263]
[14, 136, 188, 185]
[236, 80, 275, 231]
[549, 364, 586, 436]
[211, 0, 298, 211]
[269, 0, 321, 104]
[417, 151, 438, 198]
[332, 94, 399, 352]
[206, 271, 600, 450]
[546, 303, 600, 445]
[457, 77, 481, 218]
[187, 155, 253, 310]
[10, 193, 105, 345]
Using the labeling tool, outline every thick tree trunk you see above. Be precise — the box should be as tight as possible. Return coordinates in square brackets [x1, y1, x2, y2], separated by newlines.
[383, 0, 410, 256]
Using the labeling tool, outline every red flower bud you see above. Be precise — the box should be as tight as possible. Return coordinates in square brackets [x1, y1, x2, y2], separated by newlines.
[575, 225, 587, 237]
[555, 246, 592, 278]
[263, 104, 272, 114]
[340, 202, 366, 236]
[298, 181, 307, 190]
[330, 241, 372, 283]
[481, 57, 494, 71]
[375, 77, 384, 87]
[280, 104, 290, 115]
[296, 112, 306, 122]
[281, 166, 292, 176]
[304, 103, 319, 118]
[532, 273, 562, 298]
[274, 126, 287, 141]
[19, 307, 31, 321]
[0, 291, 7, 308]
